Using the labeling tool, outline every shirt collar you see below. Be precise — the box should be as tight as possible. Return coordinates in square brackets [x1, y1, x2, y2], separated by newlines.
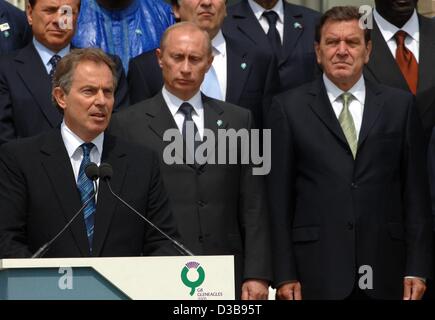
[33, 37, 70, 69]
[373, 8, 419, 43]
[162, 87, 203, 118]
[323, 74, 366, 105]
[248, 0, 284, 24]
[61, 121, 104, 159]
[211, 29, 226, 57]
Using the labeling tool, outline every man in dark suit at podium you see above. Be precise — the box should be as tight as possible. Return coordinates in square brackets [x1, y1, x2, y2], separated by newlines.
[0, 48, 180, 259]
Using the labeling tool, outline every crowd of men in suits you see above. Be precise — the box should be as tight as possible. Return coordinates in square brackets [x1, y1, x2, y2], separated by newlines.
[0, 0, 434, 300]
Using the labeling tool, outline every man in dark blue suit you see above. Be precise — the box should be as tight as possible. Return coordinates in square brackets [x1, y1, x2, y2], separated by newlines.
[0, 0, 31, 54]
[127, 0, 279, 129]
[0, 0, 129, 145]
[223, 0, 320, 93]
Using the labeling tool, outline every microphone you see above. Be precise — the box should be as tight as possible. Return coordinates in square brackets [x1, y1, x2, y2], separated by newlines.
[98, 162, 194, 256]
[31, 162, 100, 258]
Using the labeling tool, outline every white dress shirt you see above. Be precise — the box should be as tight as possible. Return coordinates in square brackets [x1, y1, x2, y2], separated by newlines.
[33, 38, 70, 74]
[373, 8, 420, 62]
[323, 74, 365, 140]
[61, 121, 104, 183]
[248, 0, 285, 44]
[162, 87, 205, 140]
[202, 30, 227, 100]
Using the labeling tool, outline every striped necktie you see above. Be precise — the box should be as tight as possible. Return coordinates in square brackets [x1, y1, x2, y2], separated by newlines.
[77, 143, 96, 253]
[338, 92, 358, 159]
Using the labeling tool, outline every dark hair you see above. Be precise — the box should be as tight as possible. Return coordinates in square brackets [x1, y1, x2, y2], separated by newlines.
[315, 6, 371, 44]
[52, 48, 117, 107]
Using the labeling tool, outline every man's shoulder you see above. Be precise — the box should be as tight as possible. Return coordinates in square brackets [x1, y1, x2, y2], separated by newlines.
[104, 133, 157, 163]
[203, 95, 252, 120]
[284, 1, 321, 18]
[128, 49, 158, 69]
[0, 130, 56, 159]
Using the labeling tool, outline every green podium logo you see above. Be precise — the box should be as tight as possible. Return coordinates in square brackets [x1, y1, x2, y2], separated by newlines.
[181, 261, 205, 296]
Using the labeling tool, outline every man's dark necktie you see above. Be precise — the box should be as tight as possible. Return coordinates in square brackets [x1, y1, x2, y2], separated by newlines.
[263, 10, 282, 59]
[395, 30, 418, 95]
[179, 102, 199, 163]
[77, 143, 96, 253]
[48, 54, 62, 82]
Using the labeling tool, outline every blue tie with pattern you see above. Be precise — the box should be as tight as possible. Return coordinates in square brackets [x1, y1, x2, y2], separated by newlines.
[48, 54, 61, 82]
[77, 143, 96, 253]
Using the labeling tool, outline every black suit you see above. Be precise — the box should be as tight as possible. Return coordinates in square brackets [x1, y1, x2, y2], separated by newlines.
[223, 0, 320, 93]
[127, 31, 279, 129]
[109, 93, 272, 297]
[364, 15, 435, 140]
[0, 42, 130, 145]
[0, 0, 31, 55]
[267, 77, 433, 299]
[0, 129, 180, 258]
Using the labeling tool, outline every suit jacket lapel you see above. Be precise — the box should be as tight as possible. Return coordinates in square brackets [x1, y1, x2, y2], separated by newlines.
[357, 80, 384, 149]
[92, 134, 127, 256]
[147, 93, 196, 170]
[15, 43, 62, 128]
[201, 95, 227, 170]
[309, 78, 349, 149]
[416, 16, 435, 114]
[40, 130, 89, 256]
[281, 2, 304, 67]
[224, 34, 251, 104]
[366, 21, 409, 91]
[224, 0, 271, 49]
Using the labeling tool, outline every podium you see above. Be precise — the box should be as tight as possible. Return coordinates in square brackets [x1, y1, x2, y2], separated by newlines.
[0, 256, 235, 300]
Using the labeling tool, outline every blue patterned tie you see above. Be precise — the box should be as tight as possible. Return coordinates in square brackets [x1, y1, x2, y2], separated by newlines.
[77, 143, 96, 252]
[48, 54, 61, 82]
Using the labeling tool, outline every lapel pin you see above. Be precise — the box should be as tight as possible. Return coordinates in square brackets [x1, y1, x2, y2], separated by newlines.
[293, 22, 302, 29]
[0, 22, 10, 32]
[217, 120, 223, 127]
[3, 31, 10, 38]
[241, 62, 247, 70]
[135, 29, 142, 35]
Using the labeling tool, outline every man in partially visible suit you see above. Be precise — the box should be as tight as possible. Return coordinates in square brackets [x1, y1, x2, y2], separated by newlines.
[267, 6, 432, 300]
[111, 22, 272, 299]
[0, 0, 32, 55]
[0, 0, 129, 145]
[0, 48, 180, 259]
[127, 0, 279, 129]
[223, 0, 320, 93]
[364, 0, 435, 140]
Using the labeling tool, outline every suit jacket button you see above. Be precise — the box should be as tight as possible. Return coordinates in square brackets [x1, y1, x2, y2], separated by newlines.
[351, 182, 358, 189]
[347, 222, 354, 230]
[198, 235, 204, 242]
[197, 200, 206, 207]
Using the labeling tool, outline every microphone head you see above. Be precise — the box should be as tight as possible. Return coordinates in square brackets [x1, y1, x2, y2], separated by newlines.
[85, 162, 99, 181]
[99, 162, 113, 180]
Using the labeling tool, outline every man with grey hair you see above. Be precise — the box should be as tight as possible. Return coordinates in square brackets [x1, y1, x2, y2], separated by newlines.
[268, 6, 432, 300]
[110, 22, 272, 300]
[0, 48, 180, 259]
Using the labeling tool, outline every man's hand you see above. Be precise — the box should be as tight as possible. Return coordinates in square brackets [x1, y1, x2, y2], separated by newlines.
[403, 278, 426, 300]
[241, 279, 269, 300]
[276, 281, 302, 300]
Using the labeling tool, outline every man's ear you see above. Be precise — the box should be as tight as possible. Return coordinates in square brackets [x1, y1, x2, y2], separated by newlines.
[26, 3, 33, 26]
[314, 41, 322, 65]
[52, 87, 67, 111]
[156, 48, 164, 69]
[172, 3, 181, 20]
